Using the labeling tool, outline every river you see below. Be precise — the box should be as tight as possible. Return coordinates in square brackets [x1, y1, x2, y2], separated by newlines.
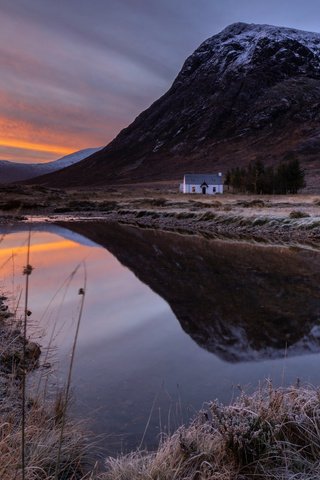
[1, 222, 320, 455]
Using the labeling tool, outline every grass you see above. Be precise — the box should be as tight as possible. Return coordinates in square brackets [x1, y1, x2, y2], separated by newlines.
[0, 233, 91, 480]
[0, 387, 89, 479]
[289, 210, 310, 219]
[0, 297, 90, 479]
[101, 383, 320, 480]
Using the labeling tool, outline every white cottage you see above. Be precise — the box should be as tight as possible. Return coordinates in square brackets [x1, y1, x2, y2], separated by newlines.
[182, 173, 223, 195]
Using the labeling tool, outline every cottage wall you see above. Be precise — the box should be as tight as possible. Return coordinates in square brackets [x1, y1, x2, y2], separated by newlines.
[183, 183, 223, 194]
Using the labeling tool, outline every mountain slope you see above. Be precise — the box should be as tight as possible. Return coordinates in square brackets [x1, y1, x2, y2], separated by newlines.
[0, 147, 101, 183]
[32, 23, 320, 188]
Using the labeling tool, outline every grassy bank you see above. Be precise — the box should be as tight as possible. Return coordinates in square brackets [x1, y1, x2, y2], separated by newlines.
[2, 185, 320, 246]
[2, 292, 320, 479]
[102, 383, 320, 480]
[0, 295, 90, 479]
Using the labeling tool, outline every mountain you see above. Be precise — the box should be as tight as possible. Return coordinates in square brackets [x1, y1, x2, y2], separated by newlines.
[31, 23, 320, 188]
[0, 147, 101, 184]
[62, 222, 320, 362]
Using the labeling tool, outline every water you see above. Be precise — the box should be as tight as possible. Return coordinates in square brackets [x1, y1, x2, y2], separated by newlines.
[1, 222, 320, 455]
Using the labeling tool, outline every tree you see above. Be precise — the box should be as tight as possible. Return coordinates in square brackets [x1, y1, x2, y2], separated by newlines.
[225, 158, 305, 194]
[224, 170, 231, 191]
[275, 159, 305, 194]
[286, 158, 306, 194]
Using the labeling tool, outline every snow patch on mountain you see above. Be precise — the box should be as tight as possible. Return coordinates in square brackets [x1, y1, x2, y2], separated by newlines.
[177, 22, 320, 83]
[45, 147, 102, 171]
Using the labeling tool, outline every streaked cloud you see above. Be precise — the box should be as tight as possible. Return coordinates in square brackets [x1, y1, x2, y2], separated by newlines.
[0, 0, 319, 163]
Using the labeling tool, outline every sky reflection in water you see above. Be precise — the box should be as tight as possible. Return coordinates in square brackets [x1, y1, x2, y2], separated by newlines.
[1, 224, 320, 455]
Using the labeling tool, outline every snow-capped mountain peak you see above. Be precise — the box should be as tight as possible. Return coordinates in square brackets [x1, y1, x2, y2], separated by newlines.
[177, 22, 320, 83]
[29, 23, 320, 188]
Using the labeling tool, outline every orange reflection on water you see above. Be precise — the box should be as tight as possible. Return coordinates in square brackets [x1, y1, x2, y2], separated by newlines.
[0, 239, 77, 258]
[0, 238, 80, 278]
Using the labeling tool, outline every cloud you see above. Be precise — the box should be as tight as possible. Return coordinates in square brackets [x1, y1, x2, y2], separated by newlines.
[1, 0, 320, 162]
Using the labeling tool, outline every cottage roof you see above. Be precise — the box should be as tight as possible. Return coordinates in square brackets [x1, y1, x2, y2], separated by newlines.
[184, 173, 223, 185]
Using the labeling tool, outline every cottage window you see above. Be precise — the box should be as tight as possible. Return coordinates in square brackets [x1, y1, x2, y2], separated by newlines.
[212, 187, 216, 193]
[192, 186, 196, 193]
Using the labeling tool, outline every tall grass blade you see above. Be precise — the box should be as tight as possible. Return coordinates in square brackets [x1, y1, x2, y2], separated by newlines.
[21, 228, 33, 480]
[54, 262, 87, 479]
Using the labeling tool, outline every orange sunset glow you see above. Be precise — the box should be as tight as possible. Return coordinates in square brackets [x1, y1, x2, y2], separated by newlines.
[0, 1, 173, 164]
[0, 237, 81, 276]
[0, 231, 120, 298]
[0, 137, 74, 158]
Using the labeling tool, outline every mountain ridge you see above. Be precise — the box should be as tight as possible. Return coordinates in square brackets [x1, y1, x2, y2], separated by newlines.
[0, 147, 101, 183]
[29, 23, 320, 189]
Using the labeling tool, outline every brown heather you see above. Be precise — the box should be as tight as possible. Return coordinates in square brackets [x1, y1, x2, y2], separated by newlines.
[0, 301, 89, 480]
[102, 383, 320, 480]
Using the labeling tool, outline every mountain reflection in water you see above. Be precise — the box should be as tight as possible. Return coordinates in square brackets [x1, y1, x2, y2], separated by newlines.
[61, 222, 320, 362]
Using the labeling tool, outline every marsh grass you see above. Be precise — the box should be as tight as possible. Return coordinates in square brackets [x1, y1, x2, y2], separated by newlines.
[0, 233, 91, 480]
[0, 381, 89, 480]
[0, 298, 84, 480]
[289, 210, 310, 219]
[101, 383, 320, 480]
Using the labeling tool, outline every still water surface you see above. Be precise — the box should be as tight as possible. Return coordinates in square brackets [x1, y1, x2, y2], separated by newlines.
[1, 223, 320, 455]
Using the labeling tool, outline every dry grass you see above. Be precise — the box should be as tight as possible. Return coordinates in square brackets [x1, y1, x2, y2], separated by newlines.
[100, 383, 320, 480]
[0, 298, 90, 480]
[0, 389, 88, 480]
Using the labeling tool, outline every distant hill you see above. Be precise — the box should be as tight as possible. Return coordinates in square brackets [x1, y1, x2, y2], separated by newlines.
[30, 23, 320, 189]
[0, 147, 101, 183]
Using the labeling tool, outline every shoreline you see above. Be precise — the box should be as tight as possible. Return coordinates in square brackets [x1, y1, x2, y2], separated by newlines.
[1, 186, 320, 247]
[2, 190, 320, 478]
[0, 295, 90, 479]
[3, 205, 320, 249]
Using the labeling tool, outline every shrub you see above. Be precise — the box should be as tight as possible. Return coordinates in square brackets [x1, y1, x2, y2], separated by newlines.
[103, 385, 320, 480]
[53, 207, 72, 213]
[289, 210, 310, 219]
[199, 211, 216, 221]
[98, 201, 119, 211]
[67, 200, 97, 211]
[0, 200, 47, 210]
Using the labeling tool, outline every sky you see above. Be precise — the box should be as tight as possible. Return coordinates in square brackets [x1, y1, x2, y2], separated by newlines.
[1, 0, 320, 164]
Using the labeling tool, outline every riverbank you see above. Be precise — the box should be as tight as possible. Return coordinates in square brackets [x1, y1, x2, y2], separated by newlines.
[0, 295, 89, 479]
[1, 236, 320, 479]
[1, 185, 320, 247]
[103, 383, 320, 480]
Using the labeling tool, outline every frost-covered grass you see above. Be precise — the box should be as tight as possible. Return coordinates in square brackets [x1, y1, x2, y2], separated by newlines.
[0, 297, 91, 479]
[100, 383, 320, 480]
[0, 388, 88, 480]
[3, 302, 320, 479]
[3, 186, 320, 233]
